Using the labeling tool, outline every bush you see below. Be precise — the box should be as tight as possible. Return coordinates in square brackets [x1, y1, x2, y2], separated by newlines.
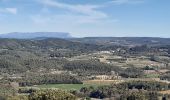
[29, 89, 77, 100]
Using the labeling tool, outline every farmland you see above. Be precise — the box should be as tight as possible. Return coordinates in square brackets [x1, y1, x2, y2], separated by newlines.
[25, 80, 123, 90]
[30, 84, 99, 90]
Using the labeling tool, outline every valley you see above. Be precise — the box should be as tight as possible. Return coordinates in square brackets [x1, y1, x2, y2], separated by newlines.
[1, 37, 170, 99]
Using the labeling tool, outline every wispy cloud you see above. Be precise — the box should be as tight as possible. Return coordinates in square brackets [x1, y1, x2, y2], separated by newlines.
[37, 0, 108, 23]
[0, 8, 17, 14]
[6, 8, 17, 14]
[0, 0, 7, 2]
[31, 14, 117, 25]
[111, 0, 144, 5]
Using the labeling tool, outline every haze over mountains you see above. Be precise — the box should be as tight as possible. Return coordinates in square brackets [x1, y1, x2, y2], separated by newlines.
[0, 32, 71, 39]
[1, 32, 170, 47]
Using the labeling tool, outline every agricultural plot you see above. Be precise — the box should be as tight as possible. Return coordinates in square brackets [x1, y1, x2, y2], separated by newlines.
[26, 80, 122, 91]
[83, 80, 124, 85]
[144, 74, 160, 78]
[29, 83, 104, 90]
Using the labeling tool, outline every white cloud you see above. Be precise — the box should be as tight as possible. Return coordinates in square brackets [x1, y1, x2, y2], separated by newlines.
[38, 0, 108, 23]
[31, 0, 120, 26]
[31, 14, 97, 25]
[0, 8, 17, 14]
[5, 8, 17, 14]
[30, 13, 118, 26]
[111, 0, 144, 4]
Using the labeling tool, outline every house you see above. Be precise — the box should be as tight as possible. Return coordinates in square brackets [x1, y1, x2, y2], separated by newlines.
[10, 82, 19, 89]
[144, 70, 157, 74]
[95, 75, 121, 80]
[95, 75, 112, 80]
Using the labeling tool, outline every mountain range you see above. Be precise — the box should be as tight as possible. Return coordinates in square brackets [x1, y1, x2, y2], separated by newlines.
[0, 32, 71, 39]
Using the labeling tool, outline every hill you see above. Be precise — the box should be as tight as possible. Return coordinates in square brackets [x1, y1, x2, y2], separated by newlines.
[70, 37, 170, 46]
[0, 32, 71, 39]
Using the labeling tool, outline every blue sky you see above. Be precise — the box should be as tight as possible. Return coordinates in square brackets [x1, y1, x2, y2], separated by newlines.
[0, 0, 170, 37]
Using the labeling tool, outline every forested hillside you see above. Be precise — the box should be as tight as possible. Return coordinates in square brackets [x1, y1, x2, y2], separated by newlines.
[1, 38, 170, 99]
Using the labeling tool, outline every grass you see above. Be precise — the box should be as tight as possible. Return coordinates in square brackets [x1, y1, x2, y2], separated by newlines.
[35, 84, 90, 90]
[144, 74, 160, 78]
[22, 80, 122, 91]
[83, 80, 123, 85]
[31, 83, 103, 90]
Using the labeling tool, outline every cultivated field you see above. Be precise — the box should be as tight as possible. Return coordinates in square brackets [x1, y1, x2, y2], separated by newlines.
[28, 83, 104, 90]
[159, 90, 170, 95]
[83, 80, 124, 85]
[24, 80, 124, 91]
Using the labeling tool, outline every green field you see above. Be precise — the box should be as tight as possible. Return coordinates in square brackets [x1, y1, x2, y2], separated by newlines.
[144, 74, 160, 78]
[31, 84, 104, 90]
[24, 80, 121, 91]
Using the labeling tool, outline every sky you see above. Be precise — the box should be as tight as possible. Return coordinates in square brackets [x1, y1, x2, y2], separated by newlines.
[0, 0, 170, 37]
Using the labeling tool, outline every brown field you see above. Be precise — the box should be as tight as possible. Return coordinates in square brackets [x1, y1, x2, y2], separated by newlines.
[126, 59, 162, 68]
[159, 90, 170, 94]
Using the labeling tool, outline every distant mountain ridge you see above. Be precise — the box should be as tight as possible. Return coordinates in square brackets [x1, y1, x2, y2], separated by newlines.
[0, 32, 71, 39]
[70, 37, 170, 46]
